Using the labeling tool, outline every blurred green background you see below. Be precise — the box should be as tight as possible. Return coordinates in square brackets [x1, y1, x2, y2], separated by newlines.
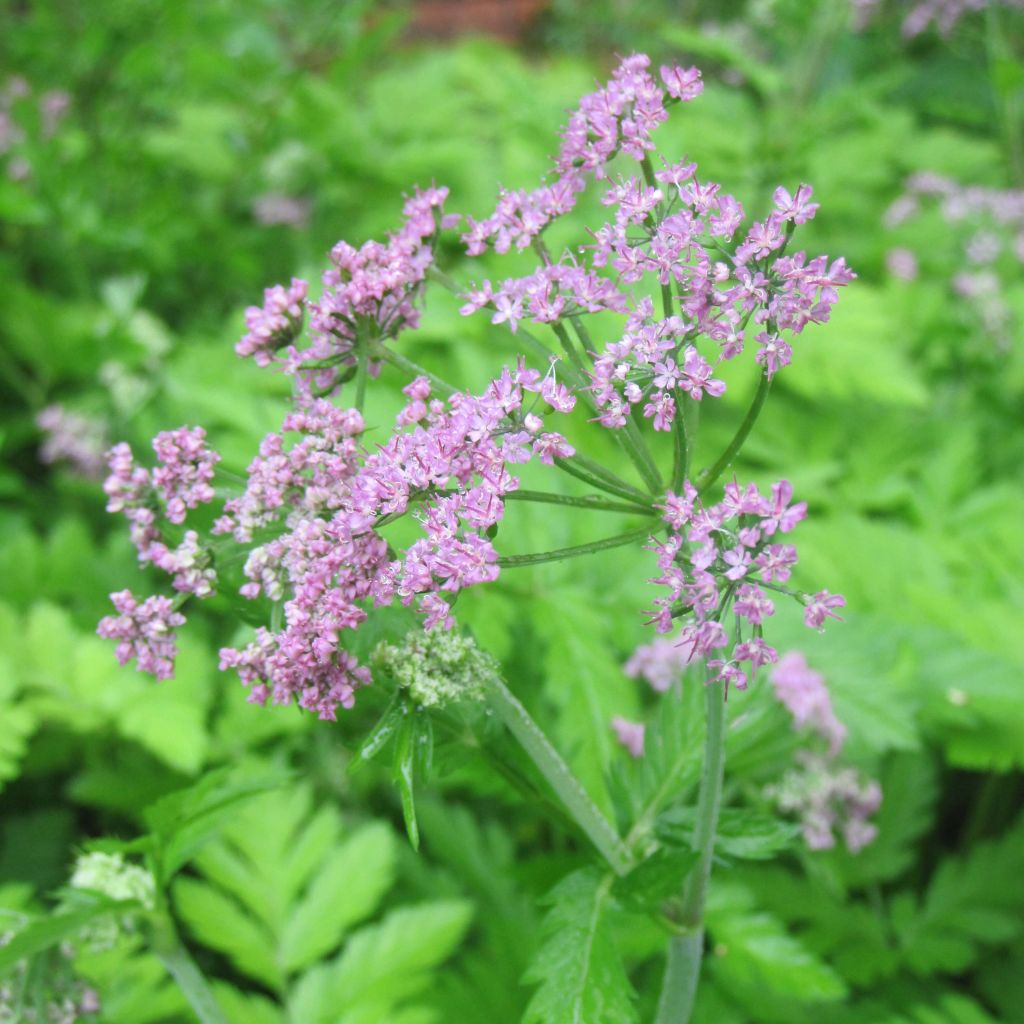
[1, 1, 1023, 1021]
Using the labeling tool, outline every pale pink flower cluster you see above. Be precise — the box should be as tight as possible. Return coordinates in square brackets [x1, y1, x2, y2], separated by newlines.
[767, 653, 881, 852]
[770, 652, 847, 756]
[97, 591, 186, 681]
[646, 479, 844, 693]
[101, 426, 220, 640]
[462, 56, 702, 256]
[886, 172, 1024, 347]
[37, 404, 108, 478]
[768, 751, 882, 852]
[215, 364, 575, 719]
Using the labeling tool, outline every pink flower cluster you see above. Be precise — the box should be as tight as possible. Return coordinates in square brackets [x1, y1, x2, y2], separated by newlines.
[98, 427, 220, 674]
[458, 54, 852, 434]
[236, 188, 454, 392]
[236, 278, 308, 366]
[770, 651, 847, 756]
[213, 363, 574, 719]
[97, 591, 186, 681]
[462, 56, 703, 256]
[903, 0, 1023, 36]
[768, 751, 882, 852]
[37, 404, 108, 479]
[886, 172, 1024, 348]
[459, 262, 629, 334]
[647, 479, 844, 693]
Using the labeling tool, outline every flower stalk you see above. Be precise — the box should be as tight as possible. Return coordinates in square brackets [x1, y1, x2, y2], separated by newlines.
[655, 676, 727, 1024]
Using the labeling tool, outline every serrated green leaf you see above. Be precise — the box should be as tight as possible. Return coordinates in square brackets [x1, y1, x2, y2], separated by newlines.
[898, 815, 1024, 974]
[706, 884, 847, 1002]
[613, 848, 698, 913]
[173, 876, 279, 988]
[658, 807, 800, 861]
[279, 822, 396, 971]
[287, 900, 473, 1024]
[524, 867, 637, 1024]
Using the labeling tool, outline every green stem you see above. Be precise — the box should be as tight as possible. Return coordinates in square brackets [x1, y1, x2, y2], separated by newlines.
[487, 675, 633, 875]
[696, 372, 772, 496]
[552, 320, 590, 378]
[497, 524, 654, 568]
[355, 333, 370, 413]
[379, 347, 457, 398]
[505, 489, 652, 514]
[655, 677, 726, 1024]
[558, 453, 653, 505]
[671, 402, 689, 493]
[155, 926, 229, 1024]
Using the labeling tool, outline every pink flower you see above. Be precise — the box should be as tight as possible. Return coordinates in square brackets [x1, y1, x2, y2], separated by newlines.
[611, 716, 646, 757]
[804, 591, 846, 629]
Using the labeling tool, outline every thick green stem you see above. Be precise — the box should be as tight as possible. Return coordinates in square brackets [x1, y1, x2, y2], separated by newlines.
[696, 372, 772, 496]
[497, 523, 654, 568]
[487, 675, 633, 875]
[505, 489, 652, 514]
[379, 346, 457, 398]
[655, 677, 726, 1024]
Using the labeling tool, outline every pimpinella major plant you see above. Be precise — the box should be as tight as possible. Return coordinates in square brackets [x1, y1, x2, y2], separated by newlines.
[90, 54, 858, 1022]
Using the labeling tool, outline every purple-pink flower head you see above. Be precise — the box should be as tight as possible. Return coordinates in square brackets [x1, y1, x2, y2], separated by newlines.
[611, 716, 646, 758]
[770, 651, 847, 756]
[97, 590, 186, 681]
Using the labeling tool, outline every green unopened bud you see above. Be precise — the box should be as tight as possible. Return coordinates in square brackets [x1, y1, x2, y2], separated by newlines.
[70, 852, 155, 910]
[376, 628, 497, 708]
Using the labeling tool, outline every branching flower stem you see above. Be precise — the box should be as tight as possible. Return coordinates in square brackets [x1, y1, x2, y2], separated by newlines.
[497, 523, 655, 568]
[655, 675, 727, 1024]
[696, 371, 772, 496]
[487, 674, 634, 876]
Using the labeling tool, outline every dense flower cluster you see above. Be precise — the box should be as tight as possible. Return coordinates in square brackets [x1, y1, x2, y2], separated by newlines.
[770, 651, 847, 755]
[216, 364, 575, 719]
[98, 54, 850, 732]
[96, 590, 185, 681]
[768, 751, 882, 852]
[376, 628, 497, 708]
[458, 55, 852, 435]
[886, 172, 1024, 348]
[646, 479, 844, 693]
[238, 187, 455, 394]
[462, 56, 703, 257]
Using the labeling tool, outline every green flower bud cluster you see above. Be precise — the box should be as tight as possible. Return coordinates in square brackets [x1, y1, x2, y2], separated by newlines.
[70, 852, 155, 910]
[377, 629, 497, 708]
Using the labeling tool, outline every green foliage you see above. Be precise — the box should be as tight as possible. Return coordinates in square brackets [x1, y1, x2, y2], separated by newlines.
[524, 867, 637, 1024]
[3, 0, 1024, 1019]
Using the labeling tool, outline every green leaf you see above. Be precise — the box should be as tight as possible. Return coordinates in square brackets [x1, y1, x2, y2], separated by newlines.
[658, 807, 800, 861]
[613, 848, 698, 914]
[172, 876, 279, 988]
[288, 901, 473, 1024]
[895, 814, 1024, 974]
[706, 884, 847, 1002]
[144, 766, 290, 880]
[279, 822, 396, 972]
[523, 867, 636, 1024]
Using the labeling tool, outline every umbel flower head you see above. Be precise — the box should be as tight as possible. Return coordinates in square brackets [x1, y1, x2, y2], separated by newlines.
[97, 53, 851, 725]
